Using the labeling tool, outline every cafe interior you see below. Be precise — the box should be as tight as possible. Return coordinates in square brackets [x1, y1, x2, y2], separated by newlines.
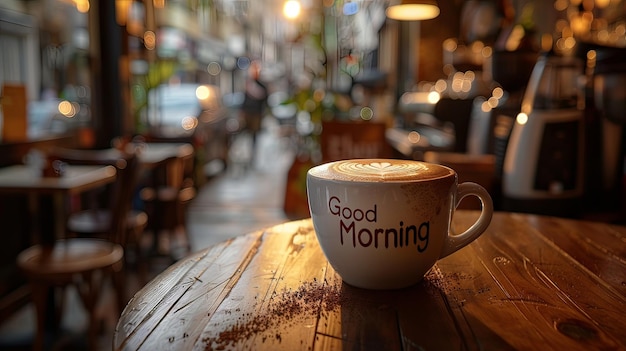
[0, 0, 625, 349]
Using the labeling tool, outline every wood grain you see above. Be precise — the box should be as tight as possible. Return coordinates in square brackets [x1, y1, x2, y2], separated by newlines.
[114, 212, 626, 351]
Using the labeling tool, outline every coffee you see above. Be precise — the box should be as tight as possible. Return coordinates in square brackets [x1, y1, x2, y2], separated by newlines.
[307, 159, 493, 290]
[308, 159, 453, 182]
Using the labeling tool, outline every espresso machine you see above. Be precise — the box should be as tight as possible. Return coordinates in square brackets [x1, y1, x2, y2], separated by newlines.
[502, 52, 586, 217]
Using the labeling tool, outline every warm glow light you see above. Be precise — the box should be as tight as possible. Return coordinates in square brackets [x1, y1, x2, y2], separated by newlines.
[196, 85, 220, 110]
[386, 0, 439, 21]
[434, 79, 447, 92]
[207, 62, 221, 75]
[488, 97, 499, 108]
[143, 31, 156, 50]
[564, 36, 577, 49]
[482, 46, 492, 58]
[471, 41, 484, 53]
[181, 116, 198, 130]
[443, 38, 457, 52]
[586, 50, 597, 69]
[408, 131, 421, 143]
[360, 107, 374, 121]
[58, 101, 76, 118]
[541, 34, 553, 52]
[521, 101, 532, 114]
[283, 0, 301, 19]
[516, 112, 528, 125]
[505, 25, 525, 51]
[74, 0, 90, 13]
[492, 87, 504, 99]
[313, 88, 326, 102]
[481, 101, 492, 113]
[597, 29, 610, 42]
[554, 0, 568, 11]
[587, 50, 597, 60]
[196, 85, 211, 101]
[427, 91, 440, 104]
[116, 0, 132, 25]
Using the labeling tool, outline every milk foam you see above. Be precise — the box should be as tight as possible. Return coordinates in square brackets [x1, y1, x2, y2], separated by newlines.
[309, 159, 453, 182]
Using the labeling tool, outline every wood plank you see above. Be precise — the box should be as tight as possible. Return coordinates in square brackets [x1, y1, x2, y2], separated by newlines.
[516, 214, 626, 295]
[115, 232, 263, 351]
[437, 213, 625, 350]
[314, 261, 405, 351]
[197, 220, 330, 350]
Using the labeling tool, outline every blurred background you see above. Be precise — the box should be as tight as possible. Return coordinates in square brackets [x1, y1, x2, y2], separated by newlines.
[1, 0, 626, 349]
[2, 0, 624, 214]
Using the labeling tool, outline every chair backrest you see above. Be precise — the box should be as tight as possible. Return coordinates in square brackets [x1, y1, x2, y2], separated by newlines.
[50, 147, 140, 245]
[109, 152, 140, 244]
[320, 120, 391, 163]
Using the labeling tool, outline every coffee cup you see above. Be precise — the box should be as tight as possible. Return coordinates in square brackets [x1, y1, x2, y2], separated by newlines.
[306, 158, 493, 290]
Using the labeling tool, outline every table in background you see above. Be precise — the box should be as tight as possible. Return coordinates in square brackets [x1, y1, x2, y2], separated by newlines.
[132, 142, 195, 257]
[114, 211, 626, 350]
[137, 143, 193, 170]
[0, 164, 117, 244]
[103, 142, 194, 184]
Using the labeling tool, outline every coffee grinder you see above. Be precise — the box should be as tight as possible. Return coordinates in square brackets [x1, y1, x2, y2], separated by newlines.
[502, 52, 586, 217]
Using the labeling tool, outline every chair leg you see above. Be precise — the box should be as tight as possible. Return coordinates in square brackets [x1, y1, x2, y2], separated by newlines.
[77, 271, 98, 351]
[29, 281, 50, 351]
[111, 261, 127, 316]
[52, 285, 66, 327]
[132, 241, 150, 286]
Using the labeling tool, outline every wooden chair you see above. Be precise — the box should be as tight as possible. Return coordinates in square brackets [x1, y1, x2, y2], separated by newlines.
[138, 140, 196, 259]
[16, 150, 141, 351]
[49, 147, 148, 262]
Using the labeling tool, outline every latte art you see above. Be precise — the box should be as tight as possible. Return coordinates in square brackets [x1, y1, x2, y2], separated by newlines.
[335, 160, 426, 180]
[309, 159, 453, 182]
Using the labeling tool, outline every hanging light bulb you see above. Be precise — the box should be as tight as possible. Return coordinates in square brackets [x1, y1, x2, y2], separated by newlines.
[386, 0, 440, 21]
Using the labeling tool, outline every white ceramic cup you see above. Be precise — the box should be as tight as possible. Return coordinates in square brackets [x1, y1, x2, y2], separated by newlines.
[307, 158, 493, 290]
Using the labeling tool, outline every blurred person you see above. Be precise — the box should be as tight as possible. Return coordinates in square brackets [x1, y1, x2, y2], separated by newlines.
[241, 60, 268, 158]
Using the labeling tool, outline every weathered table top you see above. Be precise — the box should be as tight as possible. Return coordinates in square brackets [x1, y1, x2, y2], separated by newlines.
[115, 211, 626, 350]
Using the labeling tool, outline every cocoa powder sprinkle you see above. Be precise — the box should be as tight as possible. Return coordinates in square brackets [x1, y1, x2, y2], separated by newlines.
[203, 280, 344, 350]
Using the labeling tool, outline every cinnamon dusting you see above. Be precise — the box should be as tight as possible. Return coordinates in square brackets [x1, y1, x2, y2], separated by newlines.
[203, 280, 344, 350]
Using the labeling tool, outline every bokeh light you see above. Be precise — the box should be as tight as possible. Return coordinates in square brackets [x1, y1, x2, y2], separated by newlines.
[283, 0, 301, 19]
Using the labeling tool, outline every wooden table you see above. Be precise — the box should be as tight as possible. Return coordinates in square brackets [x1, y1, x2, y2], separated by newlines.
[114, 211, 626, 350]
[101, 142, 194, 171]
[139, 142, 194, 188]
[96, 142, 193, 195]
[0, 164, 116, 244]
[138, 142, 194, 169]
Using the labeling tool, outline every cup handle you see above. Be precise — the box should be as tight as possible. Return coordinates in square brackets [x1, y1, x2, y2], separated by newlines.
[439, 182, 493, 258]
